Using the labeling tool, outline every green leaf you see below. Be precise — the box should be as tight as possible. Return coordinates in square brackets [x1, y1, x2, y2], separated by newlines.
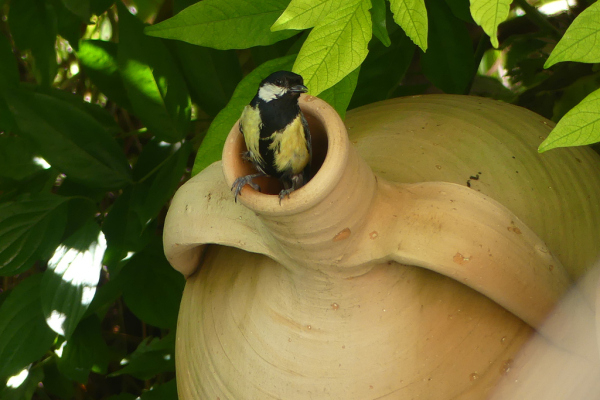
[110, 333, 175, 379]
[0, 35, 19, 91]
[545, 1, 600, 68]
[318, 67, 360, 119]
[130, 0, 166, 23]
[55, 0, 85, 48]
[83, 272, 123, 319]
[421, 0, 474, 94]
[106, 395, 137, 400]
[0, 170, 56, 204]
[444, 0, 474, 23]
[389, 0, 428, 51]
[0, 136, 43, 181]
[145, 0, 296, 50]
[0, 274, 57, 380]
[293, 0, 372, 95]
[552, 73, 600, 121]
[370, 0, 391, 46]
[101, 189, 148, 263]
[41, 87, 121, 135]
[469, 0, 512, 48]
[349, 27, 415, 109]
[192, 54, 296, 175]
[90, 0, 115, 16]
[41, 220, 105, 338]
[60, 0, 91, 21]
[121, 239, 185, 329]
[77, 40, 133, 111]
[117, 2, 191, 143]
[140, 380, 177, 400]
[271, 0, 339, 31]
[1, 363, 44, 400]
[42, 357, 75, 399]
[56, 315, 109, 383]
[102, 140, 190, 262]
[170, 43, 243, 117]
[132, 141, 192, 224]
[0, 193, 68, 276]
[539, 88, 600, 152]
[5, 88, 132, 190]
[8, 0, 58, 86]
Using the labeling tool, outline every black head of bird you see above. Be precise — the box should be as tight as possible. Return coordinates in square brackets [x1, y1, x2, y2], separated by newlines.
[232, 71, 312, 204]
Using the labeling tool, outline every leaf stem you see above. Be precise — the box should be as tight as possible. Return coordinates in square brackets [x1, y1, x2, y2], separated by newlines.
[513, 0, 562, 41]
[466, 34, 491, 95]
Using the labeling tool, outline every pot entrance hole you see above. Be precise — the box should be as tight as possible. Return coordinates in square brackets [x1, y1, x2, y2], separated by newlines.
[233, 106, 328, 197]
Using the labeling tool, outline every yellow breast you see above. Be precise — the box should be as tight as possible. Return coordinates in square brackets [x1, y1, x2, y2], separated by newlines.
[269, 116, 310, 174]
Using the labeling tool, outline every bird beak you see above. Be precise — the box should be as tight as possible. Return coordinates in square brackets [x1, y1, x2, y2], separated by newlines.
[290, 84, 308, 94]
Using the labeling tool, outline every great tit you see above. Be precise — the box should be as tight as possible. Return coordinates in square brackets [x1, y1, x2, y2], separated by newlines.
[232, 71, 311, 203]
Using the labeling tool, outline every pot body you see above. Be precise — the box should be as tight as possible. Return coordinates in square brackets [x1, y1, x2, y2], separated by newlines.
[167, 95, 600, 399]
[177, 246, 531, 399]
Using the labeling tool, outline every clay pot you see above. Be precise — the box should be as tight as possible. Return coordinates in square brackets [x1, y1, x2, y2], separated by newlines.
[163, 95, 600, 399]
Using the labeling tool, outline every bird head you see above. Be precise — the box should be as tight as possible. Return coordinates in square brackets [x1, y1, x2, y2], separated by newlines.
[257, 71, 308, 103]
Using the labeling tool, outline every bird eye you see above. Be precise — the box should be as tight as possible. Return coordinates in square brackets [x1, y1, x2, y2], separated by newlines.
[275, 79, 283, 86]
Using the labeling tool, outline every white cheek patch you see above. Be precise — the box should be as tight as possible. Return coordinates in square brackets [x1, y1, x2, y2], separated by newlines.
[258, 83, 286, 102]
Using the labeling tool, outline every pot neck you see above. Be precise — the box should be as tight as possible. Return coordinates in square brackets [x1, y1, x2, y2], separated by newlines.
[222, 95, 377, 274]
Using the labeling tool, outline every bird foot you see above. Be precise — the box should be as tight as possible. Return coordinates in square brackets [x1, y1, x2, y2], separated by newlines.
[232, 173, 264, 202]
[278, 188, 295, 204]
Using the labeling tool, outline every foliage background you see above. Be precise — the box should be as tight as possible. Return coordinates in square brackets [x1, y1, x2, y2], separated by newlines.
[0, 0, 598, 398]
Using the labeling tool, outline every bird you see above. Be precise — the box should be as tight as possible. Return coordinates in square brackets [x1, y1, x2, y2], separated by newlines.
[231, 70, 311, 203]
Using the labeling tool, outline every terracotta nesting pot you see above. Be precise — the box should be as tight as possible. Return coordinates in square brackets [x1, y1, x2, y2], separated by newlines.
[163, 95, 600, 399]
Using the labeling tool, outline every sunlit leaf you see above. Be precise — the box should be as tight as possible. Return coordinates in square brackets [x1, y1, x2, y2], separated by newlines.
[121, 239, 185, 329]
[110, 333, 175, 379]
[389, 0, 428, 51]
[145, 0, 296, 50]
[5, 89, 132, 190]
[318, 67, 360, 119]
[192, 54, 296, 175]
[1, 364, 44, 400]
[118, 2, 191, 143]
[545, 1, 600, 68]
[293, 0, 371, 95]
[469, 0, 512, 48]
[77, 40, 133, 111]
[41, 220, 105, 338]
[271, 0, 337, 31]
[539, 88, 600, 152]
[370, 0, 391, 46]
[56, 315, 108, 383]
[0, 274, 57, 380]
[0, 193, 68, 276]
[421, 0, 474, 94]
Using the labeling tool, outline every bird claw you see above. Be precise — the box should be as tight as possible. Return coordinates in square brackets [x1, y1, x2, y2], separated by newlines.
[232, 174, 263, 202]
[278, 188, 294, 204]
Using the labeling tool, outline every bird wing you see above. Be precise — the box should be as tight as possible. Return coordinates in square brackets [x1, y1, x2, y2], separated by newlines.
[239, 105, 265, 168]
